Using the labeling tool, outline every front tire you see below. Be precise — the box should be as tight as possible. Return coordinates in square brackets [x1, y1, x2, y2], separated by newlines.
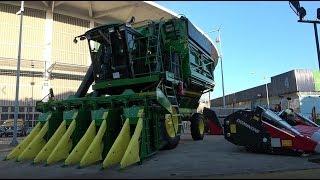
[161, 108, 180, 150]
[190, 113, 205, 141]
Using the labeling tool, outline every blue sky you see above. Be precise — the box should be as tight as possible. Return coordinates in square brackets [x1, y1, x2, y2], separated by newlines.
[156, 1, 320, 100]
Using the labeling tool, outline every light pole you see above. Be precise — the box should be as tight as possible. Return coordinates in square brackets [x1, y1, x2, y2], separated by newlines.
[289, 1, 320, 70]
[209, 25, 226, 108]
[11, 1, 24, 146]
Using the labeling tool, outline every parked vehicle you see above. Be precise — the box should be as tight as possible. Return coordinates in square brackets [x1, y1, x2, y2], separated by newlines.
[1, 119, 27, 137]
[224, 106, 320, 155]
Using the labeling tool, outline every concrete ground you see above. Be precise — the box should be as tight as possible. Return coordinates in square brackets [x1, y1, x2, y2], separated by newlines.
[0, 134, 319, 179]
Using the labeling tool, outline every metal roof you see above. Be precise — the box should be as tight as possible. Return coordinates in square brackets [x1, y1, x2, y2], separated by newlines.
[1, 1, 219, 60]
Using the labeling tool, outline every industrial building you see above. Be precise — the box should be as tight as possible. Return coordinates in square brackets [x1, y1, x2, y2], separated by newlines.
[0, 1, 184, 127]
[211, 69, 320, 119]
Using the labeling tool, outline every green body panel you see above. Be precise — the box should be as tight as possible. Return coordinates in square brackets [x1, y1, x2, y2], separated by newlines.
[101, 108, 122, 158]
[313, 70, 320, 91]
[37, 112, 52, 124]
[71, 108, 92, 149]
[91, 108, 108, 126]
[123, 106, 144, 124]
[63, 110, 79, 124]
[46, 110, 63, 140]
[92, 75, 160, 90]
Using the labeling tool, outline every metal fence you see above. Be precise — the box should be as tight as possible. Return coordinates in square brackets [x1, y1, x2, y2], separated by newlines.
[0, 105, 40, 145]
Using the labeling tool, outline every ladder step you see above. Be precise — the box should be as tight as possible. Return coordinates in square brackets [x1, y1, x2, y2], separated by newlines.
[167, 95, 175, 98]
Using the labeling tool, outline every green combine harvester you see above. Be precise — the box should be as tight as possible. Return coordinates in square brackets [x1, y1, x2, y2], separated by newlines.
[5, 16, 219, 169]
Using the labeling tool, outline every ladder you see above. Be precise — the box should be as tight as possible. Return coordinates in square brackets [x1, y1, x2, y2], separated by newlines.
[145, 22, 163, 74]
[163, 82, 183, 136]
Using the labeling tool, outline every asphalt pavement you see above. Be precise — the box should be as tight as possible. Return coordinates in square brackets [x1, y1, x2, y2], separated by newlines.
[0, 134, 319, 179]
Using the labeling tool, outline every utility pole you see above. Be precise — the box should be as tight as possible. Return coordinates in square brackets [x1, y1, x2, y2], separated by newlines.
[289, 1, 320, 69]
[218, 29, 226, 108]
[209, 26, 226, 107]
[11, 1, 24, 146]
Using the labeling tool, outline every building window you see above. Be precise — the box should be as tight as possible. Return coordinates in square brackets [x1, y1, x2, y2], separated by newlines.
[26, 114, 33, 121]
[2, 107, 8, 112]
[19, 107, 25, 112]
[18, 114, 25, 120]
[27, 107, 33, 112]
[1, 114, 8, 121]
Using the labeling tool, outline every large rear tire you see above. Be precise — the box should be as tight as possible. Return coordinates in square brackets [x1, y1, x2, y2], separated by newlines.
[190, 113, 205, 141]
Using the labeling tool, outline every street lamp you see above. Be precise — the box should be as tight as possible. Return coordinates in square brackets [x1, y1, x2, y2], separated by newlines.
[208, 25, 226, 108]
[11, 1, 24, 146]
[289, 1, 320, 70]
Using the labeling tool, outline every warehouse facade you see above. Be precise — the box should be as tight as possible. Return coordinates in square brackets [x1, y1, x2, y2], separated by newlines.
[0, 1, 179, 128]
[211, 69, 320, 119]
[0, 3, 96, 127]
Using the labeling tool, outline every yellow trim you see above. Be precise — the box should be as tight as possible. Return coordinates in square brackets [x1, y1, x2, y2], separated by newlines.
[5, 122, 42, 160]
[34, 120, 67, 164]
[230, 124, 237, 134]
[253, 116, 260, 121]
[102, 118, 131, 169]
[46, 119, 76, 165]
[79, 119, 107, 167]
[120, 118, 143, 169]
[164, 108, 179, 138]
[281, 139, 292, 147]
[198, 118, 204, 135]
[64, 120, 96, 166]
[17, 121, 49, 161]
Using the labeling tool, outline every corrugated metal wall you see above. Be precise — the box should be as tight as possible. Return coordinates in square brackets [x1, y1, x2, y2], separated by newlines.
[212, 69, 318, 108]
[52, 14, 90, 66]
[294, 69, 315, 92]
[0, 3, 98, 125]
[0, 3, 45, 61]
[0, 75, 43, 106]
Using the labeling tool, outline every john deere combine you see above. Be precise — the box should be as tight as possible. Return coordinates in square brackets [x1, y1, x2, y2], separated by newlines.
[5, 16, 219, 169]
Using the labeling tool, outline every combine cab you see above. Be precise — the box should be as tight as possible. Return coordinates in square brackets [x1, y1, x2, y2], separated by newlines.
[5, 16, 219, 169]
[224, 106, 320, 155]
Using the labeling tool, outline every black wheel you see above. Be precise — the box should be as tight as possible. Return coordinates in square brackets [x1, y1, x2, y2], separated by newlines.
[160, 108, 180, 150]
[190, 113, 205, 141]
